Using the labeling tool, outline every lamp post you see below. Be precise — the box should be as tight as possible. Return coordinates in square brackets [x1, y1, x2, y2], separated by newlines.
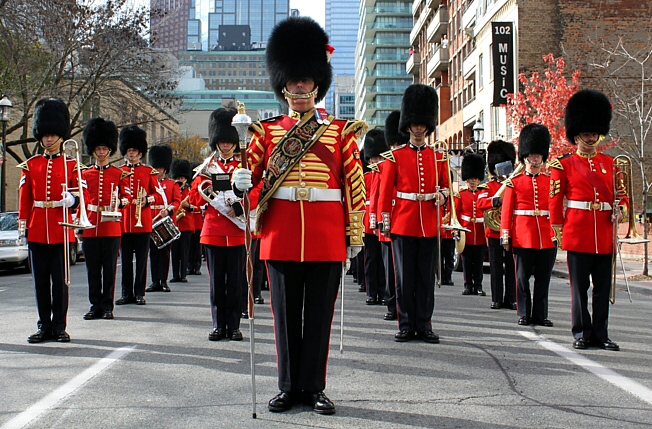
[472, 120, 484, 153]
[0, 94, 13, 212]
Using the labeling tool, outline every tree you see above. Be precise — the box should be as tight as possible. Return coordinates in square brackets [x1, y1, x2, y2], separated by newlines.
[168, 134, 207, 164]
[506, 54, 581, 160]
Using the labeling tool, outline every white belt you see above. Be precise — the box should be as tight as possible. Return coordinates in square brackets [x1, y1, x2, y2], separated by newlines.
[150, 204, 166, 210]
[34, 200, 63, 208]
[272, 187, 342, 202]
[513, 209, 550, 216]
[396, 192, 436, 201]
[461, 214, 484, 223]
[567, 200, 612, 211]
[87, 204, 112, 212]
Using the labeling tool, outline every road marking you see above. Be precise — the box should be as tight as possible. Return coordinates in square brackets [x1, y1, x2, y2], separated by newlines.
[521, 331, 652, 405]
[1, 346, 135, 429]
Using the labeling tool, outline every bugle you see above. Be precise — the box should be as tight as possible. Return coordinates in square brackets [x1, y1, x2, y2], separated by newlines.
[134, 181, 145, 228]
[176, 195, 190, 221]
[101, 183, 122, 222]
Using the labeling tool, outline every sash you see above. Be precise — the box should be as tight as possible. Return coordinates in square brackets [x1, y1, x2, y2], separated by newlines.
[199, 156, 247, 230]
[255, 111, 334, 232]
[567, 154, 612, 198]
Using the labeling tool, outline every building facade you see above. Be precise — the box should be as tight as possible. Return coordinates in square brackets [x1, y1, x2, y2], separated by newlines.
[151, 0, 194, 54]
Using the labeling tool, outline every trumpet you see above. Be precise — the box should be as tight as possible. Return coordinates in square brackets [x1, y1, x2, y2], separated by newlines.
[101, 183, 122, 222]
[134, 181, 146, 228]
[176, 195, 191, 221]
[484, 164, 525, 231]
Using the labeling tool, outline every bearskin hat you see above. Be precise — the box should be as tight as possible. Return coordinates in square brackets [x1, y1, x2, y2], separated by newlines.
[518, 123, 551, 162]
[266, 17, 332, 104]
[119, 125, 148, 156]
[486, 140, 516, 176]
[208, 108, 239, 151]
[363, 129, 388, 161]
[384, 110, 409, 147]
[32, 98, 70, 142]
[83, 117, 118, 156]
[565, 89, 612, 144]
[399, 84, 438, 136]
[148, 144, 173, 172]
[171, 159, 192, 181]
[461, 153, 485, 181]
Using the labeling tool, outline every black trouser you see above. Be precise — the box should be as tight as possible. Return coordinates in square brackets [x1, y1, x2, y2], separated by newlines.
[392, 234, 437, 333]
[121, 232, 150, 298]
[28, 242, 68, 332]
[363, 233, 385, 300]
[487, 237, 516, 304]
[355, 252, 365, 286]
[171, 230, 192, 280]
[241, 239, 265, 313]
[382, 241, 396, 314]
[82, 236, 120, 313]
[440, 238, 455, 282]
[149, 239, 171, 285]
[189, 228, 202, 272]
[567, 251, 612, 341]
[206, 244, 245, 332]
[462, 244, 486, 292]
[513, 247, 556, 320]
[267, 260, 341, 394]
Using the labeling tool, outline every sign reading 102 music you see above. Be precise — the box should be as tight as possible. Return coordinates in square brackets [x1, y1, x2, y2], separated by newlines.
[491, 22, 514, 106]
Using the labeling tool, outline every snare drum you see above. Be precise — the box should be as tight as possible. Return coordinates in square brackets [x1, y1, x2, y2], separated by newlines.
[151, 216, 181, 249]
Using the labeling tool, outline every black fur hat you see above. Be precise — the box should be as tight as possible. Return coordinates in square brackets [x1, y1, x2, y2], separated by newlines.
[518, 123, 551, 162]
[266, 17, 332, 104]
[384, 110, 409, 147]
[486, 140, 516, 176]
[208, 108, 239, 151]
[363, 129, 388, 160]
[32, 98, 70, 142]
[461, 153, 485, 181]
[171, 159, 192, 181]
[83, 117, 118, 156]
[565, 89, 612, 144]
[399, 84, 438, 136]
[119, 125, 148, 156]
[148, 144, 173, 172]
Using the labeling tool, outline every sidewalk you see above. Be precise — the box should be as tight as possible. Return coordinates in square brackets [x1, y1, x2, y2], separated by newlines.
[553, 250, 652, 298]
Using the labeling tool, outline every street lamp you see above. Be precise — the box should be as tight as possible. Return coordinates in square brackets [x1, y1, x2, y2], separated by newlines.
[472, 120, 484, 152]
[0, 94, 13, 212]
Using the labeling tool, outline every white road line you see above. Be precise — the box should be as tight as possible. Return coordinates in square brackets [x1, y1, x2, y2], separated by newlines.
[1, 346, 135, 429]
[520, 331, 652, 405]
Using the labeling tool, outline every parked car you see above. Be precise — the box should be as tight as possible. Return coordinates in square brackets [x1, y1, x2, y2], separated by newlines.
[0, 211, 29, 272]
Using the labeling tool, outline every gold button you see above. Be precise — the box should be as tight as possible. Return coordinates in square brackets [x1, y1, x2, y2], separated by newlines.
[300, 182, 306, 187]
[300, 172, 306, 178]
[301, 163, 306, 168]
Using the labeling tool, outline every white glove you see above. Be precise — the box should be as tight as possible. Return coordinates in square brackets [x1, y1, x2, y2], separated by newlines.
[61, 191, 75, 208]
[233, 168, 253, 192]
[347, 245, 362, 260]
[209, 197, 221, 210]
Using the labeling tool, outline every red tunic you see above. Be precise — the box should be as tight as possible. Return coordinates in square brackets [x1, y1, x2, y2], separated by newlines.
[500, 172, 555, 249]
[246, 109, 366, 261]
[454, 185, 487, 246]
[120, 163, 159, 234]
[476, 178, 502, 240]
[369, 161, 391, 243]
[378, 143, 449, 238]
[151, 177, 181, 225]
[81, 164, 130, 238]
[176, 185, 195, 232]
[363, 170, 376, 234]
[18, 153, 78, 244]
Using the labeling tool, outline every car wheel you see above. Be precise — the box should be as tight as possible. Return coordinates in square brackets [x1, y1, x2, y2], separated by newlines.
[22, 257, 32, 273]
[453, 248, 463, 272]
[69, 243, 77, 266]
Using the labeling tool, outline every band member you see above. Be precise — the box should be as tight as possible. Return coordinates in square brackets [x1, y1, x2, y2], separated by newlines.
[455, 154, 487, 296]
[378, 84, 448, 344]
[501, 124, 556, 326]
[550, 89, 626, 351]
[188, 161, 204, 276]
[117, 125, 158, 306]
[190, 108, 245, 342]
[232, 17, 366, 415]
[146, 144, 180, 292]
[19, 98, 78, 343]
[363, 129, 387, 305]
[170, 159, 194, 283]
[439, 206, 455, 286]
[80, 117, 128, 320]
[477, 140, 517, 309]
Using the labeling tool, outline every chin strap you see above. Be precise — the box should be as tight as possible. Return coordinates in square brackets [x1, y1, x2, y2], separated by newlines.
[282, 86, 319, 100]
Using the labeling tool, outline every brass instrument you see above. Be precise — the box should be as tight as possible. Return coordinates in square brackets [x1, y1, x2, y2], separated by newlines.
[101, 183, 122, 222]
[134, 181, 145, 228]
[610, 155, 649, 304]
[176, 195, 190, 221]
[484, 163, 526, 232]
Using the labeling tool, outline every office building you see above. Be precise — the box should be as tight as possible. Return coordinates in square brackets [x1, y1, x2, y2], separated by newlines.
[325, 0, 359, 114]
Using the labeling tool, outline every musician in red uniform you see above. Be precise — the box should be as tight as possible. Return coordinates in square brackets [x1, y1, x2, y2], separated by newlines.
[117, 126, 159, 306]
[190, 108, 246, 342]
[19, 98, 78, 343]
[455, 154, 487, 296]
[187, 161, 204, 276]
[232, 17, 366, 415]
[501, 124, 556, 327]
[80, 118, 129, 320]
[477, 140, 517, 310]
[550, 90, 626, 351]
[378, 84, 448, 344]
[170, 159, 194, 284]
[146, 145, 180, 292]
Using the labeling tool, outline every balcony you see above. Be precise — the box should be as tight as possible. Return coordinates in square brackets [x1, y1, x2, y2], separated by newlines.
[463, 50, 476, 81]
[412, 0, 423, 17]
[409, 5, 431, 45]
[427, 0, 442, 10]
[427, 5, 449, 43]
[427, 45, 449, 79]
[462, 3, 477, 37]
[406, 51, 421, 76]
[365, 5, 412, 18]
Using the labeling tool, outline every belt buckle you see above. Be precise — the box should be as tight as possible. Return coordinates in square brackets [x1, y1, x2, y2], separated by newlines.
[416, 194, 425, 201]
[591, 203, 600, 210]
[97, 206, 104, 212]
[534, 209, 541, 216]
[43, 201, 53, 208]
[470, 217, 476, 223]
[296, 188, 310, 201]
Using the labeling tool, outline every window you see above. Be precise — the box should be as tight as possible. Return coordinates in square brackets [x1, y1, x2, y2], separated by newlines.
[478, 53, 483, 89]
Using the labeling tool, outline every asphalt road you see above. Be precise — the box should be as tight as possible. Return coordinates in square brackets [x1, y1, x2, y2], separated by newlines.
[1, 260, 652, 428]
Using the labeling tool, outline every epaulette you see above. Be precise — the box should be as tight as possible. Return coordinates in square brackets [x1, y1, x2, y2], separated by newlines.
[503, 178, 514, 188]
[75, 163, 88, 172]
[17, 160, 29, 171]
[452, 191, 461, 198]
[380, 149, 395, 163]
[150, 168, 159, 175]
[478, 183, 489, 189]
[369, 162, 380, 172]
[120, 170, 132, 180]
[343, 119, 368, 139]
[249, 121, 265, 138]
[547, 154, 569, 170]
